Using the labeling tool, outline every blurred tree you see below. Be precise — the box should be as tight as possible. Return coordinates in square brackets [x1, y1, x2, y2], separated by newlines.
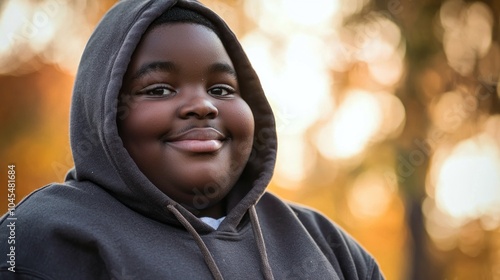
[369, 0, 500, 279]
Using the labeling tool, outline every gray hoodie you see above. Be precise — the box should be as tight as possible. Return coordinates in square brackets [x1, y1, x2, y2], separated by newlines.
[0, 0, 384, 279]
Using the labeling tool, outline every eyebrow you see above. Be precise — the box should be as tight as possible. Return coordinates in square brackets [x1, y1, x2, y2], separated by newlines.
[131, 61, 179, 81]
[208, 63, 237, 78]
[131, 61, 237, 81]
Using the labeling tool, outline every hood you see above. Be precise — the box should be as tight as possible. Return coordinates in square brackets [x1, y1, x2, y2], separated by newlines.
[67, 0, 277, 232]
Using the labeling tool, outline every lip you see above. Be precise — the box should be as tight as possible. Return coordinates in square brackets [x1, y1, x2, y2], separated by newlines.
[165, 127, 226, 153]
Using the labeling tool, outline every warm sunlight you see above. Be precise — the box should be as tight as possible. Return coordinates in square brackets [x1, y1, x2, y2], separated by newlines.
[0, 0, 94, 75]
[242, 32, 332, 135]
[348, 170, 396, 220]
[274, 135, 316, 188]
[315, 89, 382, 159]
[433, 134, 500, 223]
[242, 24, 333, 185]
[281, 0, 339, 27]
[0, 1, 32, 73]
[245, 0, 340, 31]
[0, 1, 25, 53]
[441, 0, 493, 75]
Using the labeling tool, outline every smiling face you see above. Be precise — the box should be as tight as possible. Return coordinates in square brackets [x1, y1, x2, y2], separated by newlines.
[117, 23, 255, 218]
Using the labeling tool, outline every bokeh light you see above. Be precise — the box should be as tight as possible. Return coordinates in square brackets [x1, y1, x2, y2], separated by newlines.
[430, 89, 473, 133]
[0, 0, 96, 75]
[315, 89, 382, 159]
[431, 134, 500, 225]
[281, 0, 339, 27]
[347, 170, 397, 220]
[274, 136, 317, 188]
[315, 89, 405, 160]
[441, 0, 493, 75]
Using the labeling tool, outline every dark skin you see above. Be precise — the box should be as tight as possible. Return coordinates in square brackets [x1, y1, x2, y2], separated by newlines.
[117, 23, 255, 218]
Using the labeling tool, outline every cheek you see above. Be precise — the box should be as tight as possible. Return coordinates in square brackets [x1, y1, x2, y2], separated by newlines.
[226, 100, 255, 152]
[231, 100, 254, 133]
[119, 102, 170, 140]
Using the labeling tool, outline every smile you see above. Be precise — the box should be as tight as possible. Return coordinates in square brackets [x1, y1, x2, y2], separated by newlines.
[165, 127, 226, 153]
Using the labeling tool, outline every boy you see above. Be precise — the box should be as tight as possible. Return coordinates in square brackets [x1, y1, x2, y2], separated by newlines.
[0, 0, 384, 279]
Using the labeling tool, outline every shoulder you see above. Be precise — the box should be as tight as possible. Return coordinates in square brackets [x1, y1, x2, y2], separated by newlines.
[0, 182, 116, 279]
[1, 181, 132, 238]
[259, 192, 340, 232]
[260, 192, 385, 280]
[2, 182, 115, 224]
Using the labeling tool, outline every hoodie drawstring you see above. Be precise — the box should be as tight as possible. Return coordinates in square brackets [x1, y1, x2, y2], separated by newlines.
[167, 204, 224, 280]
[167, 204, 275, 280]
[249, 205, 275, 280]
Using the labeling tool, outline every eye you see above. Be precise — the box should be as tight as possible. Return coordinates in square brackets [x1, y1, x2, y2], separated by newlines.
[208, 85, 236, 97]
[137, 84, 176, 97]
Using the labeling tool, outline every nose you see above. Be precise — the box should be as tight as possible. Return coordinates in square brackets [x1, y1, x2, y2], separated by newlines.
[178, 88, 218, 119]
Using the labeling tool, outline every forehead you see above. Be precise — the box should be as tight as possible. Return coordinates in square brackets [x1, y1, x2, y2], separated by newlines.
[130, 23, 232, 68]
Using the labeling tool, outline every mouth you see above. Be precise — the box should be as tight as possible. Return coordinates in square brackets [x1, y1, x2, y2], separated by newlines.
[164, 127, 227, 153]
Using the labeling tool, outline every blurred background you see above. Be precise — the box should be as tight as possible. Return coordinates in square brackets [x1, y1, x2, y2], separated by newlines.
[1, 0, 499, 279]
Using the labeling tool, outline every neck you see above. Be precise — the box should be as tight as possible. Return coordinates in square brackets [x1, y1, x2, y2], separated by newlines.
[184, 199, 226, 218]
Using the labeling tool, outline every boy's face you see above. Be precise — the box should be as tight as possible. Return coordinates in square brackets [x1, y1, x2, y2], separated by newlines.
[118, 23, 254, 217]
